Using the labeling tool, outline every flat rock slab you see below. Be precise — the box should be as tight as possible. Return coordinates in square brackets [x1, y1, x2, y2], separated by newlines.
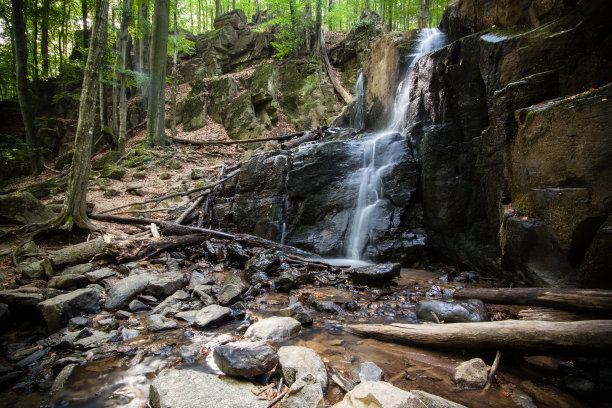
[146, 314, 179, 332]
[245, 317, 301, 341]
[150, 368, 264, 408]
[0, 290, 43, 308]
[104, 275, 150, 311]
[37, 288, 100, 332]
[85, 268, 116, 283]
[213, 341, 278, 377]
[348, 263, 401, 284]
[194, 305, 233, 329]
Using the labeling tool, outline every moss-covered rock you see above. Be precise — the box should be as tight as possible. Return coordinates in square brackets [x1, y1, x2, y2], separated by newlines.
[92, 151, 123, 170]
[54, 152, 74, 171]
[100, 165, 126, 180]
[0, 192, 55, 225]
[223, 92, 260, 140]
[208, 77, 240, 123]
[278, 62, 327, 131]
[182, 92, 207, 131]
[26, 176, 68, 199]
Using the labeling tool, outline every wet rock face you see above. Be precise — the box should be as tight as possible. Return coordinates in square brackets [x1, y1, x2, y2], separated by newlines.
[417, 299, 488, 323]
[348, 263, 401, 285]
[406, 1, 612, 285]
[213, 341, 279, 377]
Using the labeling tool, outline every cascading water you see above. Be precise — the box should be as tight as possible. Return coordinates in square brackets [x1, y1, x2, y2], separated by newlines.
[345, 28, 446, 260]
[351, 69, 365, 131]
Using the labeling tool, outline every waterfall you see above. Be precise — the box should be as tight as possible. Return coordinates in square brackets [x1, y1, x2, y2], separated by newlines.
[345, 28, 446, 260]
[352, 69, 365, 131]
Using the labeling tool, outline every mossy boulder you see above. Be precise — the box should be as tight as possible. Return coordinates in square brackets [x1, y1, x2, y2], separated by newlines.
[278, 62, 327, 131]
[54, 152, 74, 171]
[0, 192, 55, 225]
[92, 151, 123, 170]
[100, 165, 126, 180]
[181, 93, 207, 131]
[26, 175, 68, 199]
[207, 77, 240, 123]
[223, 92, 260, 140]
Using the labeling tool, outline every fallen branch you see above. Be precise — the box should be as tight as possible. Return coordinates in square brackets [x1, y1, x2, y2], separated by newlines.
[483, 350, 501, 391]
[97, 234, 208, 263]
[320, 32, 352, 105]
[518, 308, 599, 321]
[96, 169, 240, 214]
[264, 389, 289, 408]
[175, 193, 207, 225]
[454, 287, 612, 314]
[328, 365, 356, 393]
[347, 320, 612, 353]
[171, 132, 304, 146]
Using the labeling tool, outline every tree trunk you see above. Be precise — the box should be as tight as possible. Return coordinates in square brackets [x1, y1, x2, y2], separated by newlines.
[82, 0, 88, 44]
[146, 0, 171, 146]
[517, 308, 600, 322]
[418, 0, 430, 28]
[305, 1, 311, 52]
[53, 0, 109, 232]
[118, 0, 131, 153]
[170, 1, 178, 138]
[33, 0, 39, 83]
[111, 9, 119, 141]
[215, 0, 220, 18]
[11, 0, 41, 174]
[137, 0, 149, 73]
[348, 320, 612, 353]
[454, 287, 612, 314]
[41, 0, 50, 76]
[313, 0, 322, 58]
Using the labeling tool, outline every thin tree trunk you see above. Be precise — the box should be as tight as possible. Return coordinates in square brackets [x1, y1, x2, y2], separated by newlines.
[82, 0, 88, 44]
[33, 0, 39, 83]
[118, 0, 131, 153]
[41, 0, 50, 77]
[11, 0, 41, 174]
[215, 0, 220, 18]
[170, 0, 178, 138]
[53, 0, 109, 232]
[305, 1, 311, 52]
[313, 0, 322, 57]
[111, 9, 119, 142]
[146, 0, 171, 146]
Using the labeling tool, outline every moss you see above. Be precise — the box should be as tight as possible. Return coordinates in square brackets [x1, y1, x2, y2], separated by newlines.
[511, 190, 535, 217]
[100, 165, 126, 180]
[92, 151, 123, 170]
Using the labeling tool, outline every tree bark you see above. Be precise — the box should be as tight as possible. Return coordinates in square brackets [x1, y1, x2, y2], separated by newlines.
[41, 0, 50, 76]
[11, 0, 41, 174]
[52, 0, 109, 232]
[348, 320, 612, 353]
[146, 0, 171, 146]
[118, 0, 131, 153]
[454, 288, 612, 314]
[517, 308, 599, 322]
[320, 34, 351, 104]
[171, 131, 305, 146]
[170, 0, 178, 138]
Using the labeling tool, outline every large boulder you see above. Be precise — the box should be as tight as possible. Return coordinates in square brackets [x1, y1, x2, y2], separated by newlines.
[223, 92, 261, 140]
[181, 93, 207, 131]
[416, 299, 488, 323]
[277, 346, 328, 393]
[0, 192, 55, 225]
[37, 288, 100, 332]
[278, 62, 328, 130]
[348, 263, 401, 284]
[149, 368, 263, 408]
[213, 341, 278, 377]
[206, 77, 239, 123]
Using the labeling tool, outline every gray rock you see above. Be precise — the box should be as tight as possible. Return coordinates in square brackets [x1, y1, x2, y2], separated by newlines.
[188, 271, 205, 288]
[0, 192, 55, 225]
[151, 290, 187, 316]
[85, 267, 116, 283]
[0, 289, 43, 308]
[149, 368, 262, 408]
[74, 330, 118, 348]
[121, 328, 141, 341]
[15, 347, 49, 368]
[348, 263, 401, 284]
[146, 314, 179, 332]
[417, 299, 488, 323]
[60, 328, 93, 347]
[278, 346, 328, 393]
[115, 310, 132, 320]
[174, 310, 198, 323]
[279, 373, 324, 408]
[9, 345, 41, 362]
[193, 305, 233, 329]
[453, 358, 488, 389]
[146, 274, 185, 298]
[47, 274, 89, 289]
[17, 261, 45, 280]
[213, 341, 278, 377]
[244, 249, 283, 280]
[357, 362, 384, 382]
[37, 288, 100, 332]
[129, 299, 150, 312]
[67, 316, 88, 329]
[179, 343, 201, 363]
[313, 300, 344, 315]
[331, 381, 411, 408]
[275, 267, 311, 292]
[192, 285, 215, 305]
[50, 363, 77, 394]
[104, 275, 150, 311]
[280, 302, 313, 325]
[410, 390, 468, 408]
[53, 356, 86, 374]
[217, 284, 242, 306]
[62, 263, 95, 275]
[245, 317, 301, 341]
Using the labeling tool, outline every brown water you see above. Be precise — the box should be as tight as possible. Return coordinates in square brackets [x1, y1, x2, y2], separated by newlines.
[0, 269, 595, 408]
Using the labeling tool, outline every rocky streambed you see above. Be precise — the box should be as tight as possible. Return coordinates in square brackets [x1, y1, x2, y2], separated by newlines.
[0, 239, 605, 408]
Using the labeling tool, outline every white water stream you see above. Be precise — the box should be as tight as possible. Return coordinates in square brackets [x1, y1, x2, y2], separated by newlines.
[345, 28, 446, 260]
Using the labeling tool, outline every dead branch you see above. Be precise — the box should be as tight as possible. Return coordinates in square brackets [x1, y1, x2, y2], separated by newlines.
[175, 193, 207, 225]
[320, 31, 352, 104]
[96, 169, 240, 214]
[484, 350, 501, 390]
[171, 132, 304, 146]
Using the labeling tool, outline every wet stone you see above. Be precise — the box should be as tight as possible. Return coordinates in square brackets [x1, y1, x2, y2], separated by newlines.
[146, 314, 179, 332]
[15, 347, 49, 368]
[48, 274, 89, 289]
[193, 305, 233, 329]
[74, 330, 118, 349]
[138, 294, 159, 304]
[146, 274, 185, 298]
[175, 310, 198, 323]
[53, 355, 85, 374]
[280, 302, 313, 325]
[85, 267, 116, 283]
[121, 328, 141, 341]
[67, 316, 89, 329]
[129, 299, 150, 312]
[213, 341, 279, 377]
[104, 275, 150, 311]
[454, 358, 488, 389]
[179, 343, 201, 363]
[151, 291, 187, 316]
[37, 288, 100, 332]
[114, 310, 132, 320]
[348, 263, 401, 284]
[61, 263, 95, 275]
[278, 346, 328, 393]
[357, 361, 384, 382]
[50, 363, 77, 395]
[217, 284, 242, 306]
[313, 300, 344, 315]
[60, 328, 92, 347]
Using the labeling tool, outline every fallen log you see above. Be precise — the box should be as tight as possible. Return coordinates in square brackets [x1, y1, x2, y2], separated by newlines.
[320, 35, 352, 105]
[346, 320, 612, 353]
[454, 288, 612, 314]
[171, 132, 304, 146]
[517, 308, 600, 321]
[96, 234, 208, 263]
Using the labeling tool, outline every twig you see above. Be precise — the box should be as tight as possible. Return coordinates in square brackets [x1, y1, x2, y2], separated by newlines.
[150, 223, 161, 238]
[484, 350, 501, 390]
[43, 163, 62, 173]
[264, 389, 289, 408]
[430, 311, 441, 324]
[114, 207, 178, 215]
[276, 378, 283, 396]
[175, 193, 207, 225]
[252, 383, 275, 396]
[171, 132, 304, 146]
[96, 169, 240, 214]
